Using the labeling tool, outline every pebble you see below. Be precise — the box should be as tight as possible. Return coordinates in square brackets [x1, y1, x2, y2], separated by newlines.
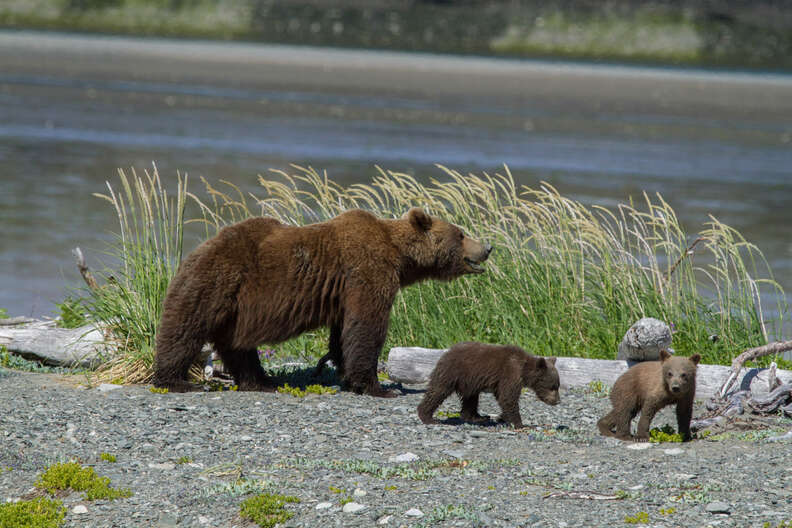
[353, 488, 367, 497]
[315, 502, 333, 510]
[626, 443, 652, 450]
[96, 383, 122, 392]
[342, 502, 366, 513]
[72, 505, 88, 514]
[388, 452, 419, 463]
[469, 430, 488, 438]
[675, 473, 696, 480]
[706, 502, 731, 514]
[664, 448, 684, 455]
[404, 508, 423, 517]
[377, 514, 393, 524]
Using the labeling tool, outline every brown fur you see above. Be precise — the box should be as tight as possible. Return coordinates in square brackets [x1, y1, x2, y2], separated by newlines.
[597, 350, 700, 441]
[153, 208, 491, 396]
[417, 342, 560, 428]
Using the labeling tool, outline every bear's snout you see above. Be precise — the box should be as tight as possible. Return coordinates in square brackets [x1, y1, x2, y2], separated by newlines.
[670, 384, 681, 393]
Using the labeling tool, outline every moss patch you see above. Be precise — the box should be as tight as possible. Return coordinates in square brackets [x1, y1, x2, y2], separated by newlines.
[239, 493, 300, 528]
[35, 462, 131, 501]
[0, 497, 66, 528]
[276, 383, 337, 398]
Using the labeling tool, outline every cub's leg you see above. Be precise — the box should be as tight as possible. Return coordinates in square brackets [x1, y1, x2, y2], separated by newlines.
[418, 384, 454, 424]
[495, 383, 524, 428]
[460, 393, 488, 423]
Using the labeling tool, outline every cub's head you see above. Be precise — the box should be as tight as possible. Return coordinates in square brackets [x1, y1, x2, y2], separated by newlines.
[524, 356, 561, 406]
[399, 207, 492, 281]
[660, 350, 700, 396]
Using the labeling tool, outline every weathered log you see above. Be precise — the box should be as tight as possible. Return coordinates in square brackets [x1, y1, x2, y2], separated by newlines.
[719, 340, 792, 397]
[386, 346, 792, 400]
[0, 320, 107, 368]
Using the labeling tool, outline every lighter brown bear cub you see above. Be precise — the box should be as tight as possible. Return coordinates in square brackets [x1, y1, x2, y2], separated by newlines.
[153, 208, 491, 396]
[597, 350, 700, 441]
[417, 342, 560, 428]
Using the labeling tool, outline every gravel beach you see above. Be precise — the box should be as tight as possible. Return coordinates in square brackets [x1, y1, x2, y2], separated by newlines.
[1, 366, 790, 528]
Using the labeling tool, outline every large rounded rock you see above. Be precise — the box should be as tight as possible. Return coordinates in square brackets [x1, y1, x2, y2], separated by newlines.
[616, 318, 672, 361]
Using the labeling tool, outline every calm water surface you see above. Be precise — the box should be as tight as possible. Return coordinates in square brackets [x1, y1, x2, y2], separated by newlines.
[1, 31, 791, 339]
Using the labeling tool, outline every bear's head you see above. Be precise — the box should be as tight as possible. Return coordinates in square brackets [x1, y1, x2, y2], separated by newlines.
[524, 356, 561, 406]
[397, 207, 492, 283]
[660, 350, 699, 396]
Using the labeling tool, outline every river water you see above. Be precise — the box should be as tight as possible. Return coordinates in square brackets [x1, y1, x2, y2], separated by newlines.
[1, 31, 791, 338]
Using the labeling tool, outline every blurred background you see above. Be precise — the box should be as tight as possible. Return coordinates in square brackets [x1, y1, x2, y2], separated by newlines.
[0, 0, 790, 327]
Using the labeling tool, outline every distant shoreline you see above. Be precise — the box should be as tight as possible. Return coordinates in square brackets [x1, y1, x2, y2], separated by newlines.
[2, 0, 791, 72]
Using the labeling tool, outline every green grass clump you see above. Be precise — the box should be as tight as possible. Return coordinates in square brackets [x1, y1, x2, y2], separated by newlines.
[177, 456, 193, 465]
[276, 383, 337, 397]
[35, 462, 132, 501]
[587, 380, 610, 397]
[764, 521, 792, 528]
[99, 453, 116, 463]
[239, 493, 300, 528]
[624, 511, 650, 524]
[85, 167, 187, 385]
[649, 425, 684, 443]
[0, 345, 73, 374]
[0, 497, 66, 528]
[0, 308, 7, 319]
[149, 386, 169, 394]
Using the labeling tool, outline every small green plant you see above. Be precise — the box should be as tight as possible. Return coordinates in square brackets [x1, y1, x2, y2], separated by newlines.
[202, 478, 270, 498]
[276, 383, 337, 397]
[415, 504, 481, 528]
[0, 345, 73, 374]
[659, 507, 676, 515]
[99, 453, 116, 463]
[0, 308, 7, 319]
[55, 296, 88, 329]
[624, 511, 649, 524]
[436, 410, 461, 418]
[339, 495, 354, 506]
[377, 371, 389, 381]
[384, 485, 397, 491]
[763, 521, 792, 528]
[35, 462, 131, 501]
[649, 425, 683, 443]
[239, 493, 300, 528]
[149, 387, 169, 394]
[587, 380, 610, 397]
[328, 486, 344, 494]
[177, 456, 193, 465]
[0, 497, 66, 528]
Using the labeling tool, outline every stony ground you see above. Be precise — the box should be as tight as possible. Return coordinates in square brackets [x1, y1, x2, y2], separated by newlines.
[1, 366, 791, 528]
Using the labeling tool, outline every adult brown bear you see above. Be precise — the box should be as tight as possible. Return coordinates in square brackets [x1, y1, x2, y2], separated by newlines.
[153, 208, 492, 397]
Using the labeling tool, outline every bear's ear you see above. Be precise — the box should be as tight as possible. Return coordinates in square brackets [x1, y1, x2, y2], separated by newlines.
[546, 357, 557, 366]
[660, 349, 672, 362]
[405, 207, 432, 232]
[689, 354, 701, 365]
[536, 357, 547, 371]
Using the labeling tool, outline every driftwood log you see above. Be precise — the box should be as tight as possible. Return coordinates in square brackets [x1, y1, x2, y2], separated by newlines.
[0, 319, 107, 368]
[386, 346, 792, 401]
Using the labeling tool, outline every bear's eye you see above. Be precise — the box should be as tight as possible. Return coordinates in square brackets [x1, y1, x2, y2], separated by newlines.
[680, 373, 686, 379]
[667, 372, 673, 377]
[458, 231, 464, 241]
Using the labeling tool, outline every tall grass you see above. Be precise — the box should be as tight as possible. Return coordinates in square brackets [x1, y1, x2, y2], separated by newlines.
[82, 164, 785, 384]
[193, 164, 785, 365]
[86, 166, 186, 383]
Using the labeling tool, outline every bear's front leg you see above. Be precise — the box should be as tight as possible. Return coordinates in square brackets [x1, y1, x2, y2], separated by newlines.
[341, 314, 396, 398]
[675, 396, 694, 441]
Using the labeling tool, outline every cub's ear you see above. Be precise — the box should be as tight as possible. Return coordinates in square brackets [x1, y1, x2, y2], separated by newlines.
[536, 357, 547, 371]
[689, 354, 701, 365]
[660, 349, 672, 362]
[405, 207, 432, 231]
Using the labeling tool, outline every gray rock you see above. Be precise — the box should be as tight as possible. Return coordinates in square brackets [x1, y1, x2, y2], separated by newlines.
[342, 502, 366, 513]
[706, 501, 731, 514]
[388, 452, 419, 463]
[404, 508, 423, 517]
[617, 317, 673, 361]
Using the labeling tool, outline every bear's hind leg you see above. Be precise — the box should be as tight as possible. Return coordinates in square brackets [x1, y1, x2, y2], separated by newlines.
[417, 385, 454, 424]
[460, 393, 488, 423]
[217, 347, 274, 392]
[153, 335, 205, 392]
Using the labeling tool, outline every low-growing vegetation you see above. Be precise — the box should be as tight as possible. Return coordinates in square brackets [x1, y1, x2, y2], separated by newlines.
[276, 383, 338, 398]
[649, 425, 684, 443]
[239, 493, 300, 528]
[60, 165, 784, 385]
[99, 453, 116, 463]
[0, 497, 66, 528]
[35, 461, 131, 501]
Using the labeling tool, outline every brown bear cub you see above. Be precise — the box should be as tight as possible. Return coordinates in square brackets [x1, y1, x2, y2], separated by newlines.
[597, 350, 700, 442]
[417, 342, 560, 428]
[153, 208, 491, 397]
